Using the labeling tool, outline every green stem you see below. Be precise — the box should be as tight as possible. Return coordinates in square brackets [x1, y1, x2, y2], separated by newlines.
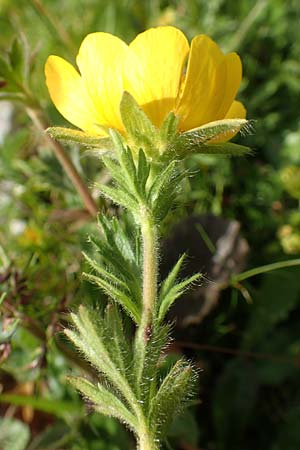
[134, 207, 158, 394]
[231, 258, 300, 283]
[138, 422, 159, 450]
[141, 209, 158, 335]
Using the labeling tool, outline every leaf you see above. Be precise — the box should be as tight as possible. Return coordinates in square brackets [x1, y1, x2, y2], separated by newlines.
[99, 184, 139, 213]
[103, 304, 132, 380]
[65, 306, 138, 412]
[158, 273, 202, 324]
[46, 127, 113, 150]
[0, 394, 83, 419]
[159, 254, 186, 301]
[149, 359, 196, 438]
[82, 272, 141, 324]
[0, 418, 30, 450]
[10, 38, 28, 83]
[134, 324, 171, 408]
[68, 377, 138, 431]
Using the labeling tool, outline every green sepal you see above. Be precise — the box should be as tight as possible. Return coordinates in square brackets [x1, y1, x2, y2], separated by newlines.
[119, 91, 159, 157]
[68, 376, 138, 431]
[195, 142, 252, 156]
[149, 359, 196, 438]
[170, 119, 250, 156]
[159, 112, 179, 146]
[46, 127, 113, 151]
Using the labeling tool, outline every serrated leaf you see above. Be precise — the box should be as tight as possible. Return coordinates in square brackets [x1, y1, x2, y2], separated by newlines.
[120, 91, 158, 155]
[149, 359, 195, 438]
[46, 127, 113, 150]
[68, 377, 138, 431]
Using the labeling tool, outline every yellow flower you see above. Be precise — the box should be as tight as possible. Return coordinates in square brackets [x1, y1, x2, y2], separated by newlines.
[45, 26, 245, 138]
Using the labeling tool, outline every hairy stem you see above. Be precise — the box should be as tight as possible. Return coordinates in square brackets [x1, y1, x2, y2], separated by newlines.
[134, 207, 158, 396]
[26, 107, 98, 217]
[138, 422, 159, 450]
[141, 209, 158, 336]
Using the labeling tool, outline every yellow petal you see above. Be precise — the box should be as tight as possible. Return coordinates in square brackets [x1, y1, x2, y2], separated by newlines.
[225, 100, 246, 119]
[45, 55, 102, 134]
[212, 53, 242, 120]
[176, 35, 242, 131]
[76, 32, 128, 131]
[209, 101, 247, 143]
[124, 26, 189, 128]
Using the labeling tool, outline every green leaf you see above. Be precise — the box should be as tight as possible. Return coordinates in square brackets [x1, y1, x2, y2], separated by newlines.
[10, 38, 28, 83]
[134, 324, 171, 407]
[99, 184, 139, 213]
[68, 377, 138, 431]
[149, 359, 196, 438]
[0, 55, 13, 80]
[159, 254, 186, 301]
[158, 273, 202, 324]
[46, 127, 113, 150]
[0, 394, 82, 419]
[83, 272, 141, 324]
[119, 91, 159, 156]
[0, 418, 30, 450]
[65, 306, 138, 412]
[103, 304, 132, 380]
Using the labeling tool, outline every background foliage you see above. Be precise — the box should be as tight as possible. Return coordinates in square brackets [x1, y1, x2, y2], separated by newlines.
[1, 0, 300, 449]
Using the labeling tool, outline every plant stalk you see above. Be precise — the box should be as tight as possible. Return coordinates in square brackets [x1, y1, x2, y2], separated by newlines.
[138, 423, 159, 450]
[140, 209, 158, 338]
